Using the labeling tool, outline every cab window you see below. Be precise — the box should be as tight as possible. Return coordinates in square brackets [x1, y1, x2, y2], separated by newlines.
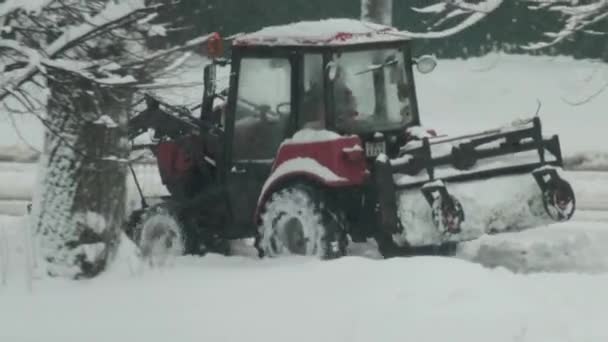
[298, 54, 325, 130]
[233, 58, 292, 160]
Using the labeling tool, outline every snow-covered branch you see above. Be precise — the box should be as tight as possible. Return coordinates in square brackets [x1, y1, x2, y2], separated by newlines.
[0, 0, 51, 18]
[523, 0, 608, 49]
[401, 0, 608, 48]
[400, 0, 504, 39]
[121, 33, 213, 76]
[0, 0, 165, 105]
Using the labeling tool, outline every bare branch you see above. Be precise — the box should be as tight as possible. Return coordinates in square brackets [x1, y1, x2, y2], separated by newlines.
[399, 0, 504, 39]
[522, 0, 608, 50]
[562, 79, 608, 106]
[0, 0, 156, 104]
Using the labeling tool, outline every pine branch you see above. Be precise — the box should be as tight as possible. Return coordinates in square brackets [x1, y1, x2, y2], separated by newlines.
[0, 1, 161, 104]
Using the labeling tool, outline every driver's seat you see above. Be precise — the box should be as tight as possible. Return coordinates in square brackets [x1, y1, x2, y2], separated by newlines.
[233, 106, 289, 161]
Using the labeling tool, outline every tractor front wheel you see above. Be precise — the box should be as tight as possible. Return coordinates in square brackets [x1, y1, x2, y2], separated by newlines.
[257, 184, 347, 259]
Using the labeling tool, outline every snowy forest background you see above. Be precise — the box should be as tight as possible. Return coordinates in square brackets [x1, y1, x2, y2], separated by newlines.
[163, 0, 608, 59]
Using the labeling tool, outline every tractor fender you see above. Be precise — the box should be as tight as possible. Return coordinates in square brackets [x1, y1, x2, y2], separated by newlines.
[254, 132, 368, 221]
[254, 157, 360, 221]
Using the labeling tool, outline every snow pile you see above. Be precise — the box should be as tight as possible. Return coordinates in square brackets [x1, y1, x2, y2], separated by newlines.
[458, 221, 608, 273]
[564, 151, 608, 171]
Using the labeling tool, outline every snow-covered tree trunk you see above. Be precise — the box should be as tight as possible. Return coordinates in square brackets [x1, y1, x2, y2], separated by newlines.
[32, 70, 131, 278]
[361, 0, 393, 25]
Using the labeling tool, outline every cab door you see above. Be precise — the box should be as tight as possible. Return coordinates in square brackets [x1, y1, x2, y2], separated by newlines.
[224, 54, 294, 235]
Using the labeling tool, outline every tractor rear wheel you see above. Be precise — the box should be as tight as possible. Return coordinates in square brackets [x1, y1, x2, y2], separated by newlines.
[257, 184, 347, 259]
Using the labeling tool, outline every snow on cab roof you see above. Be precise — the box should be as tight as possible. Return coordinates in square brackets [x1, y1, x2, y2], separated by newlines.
[233, 18, 408, 47]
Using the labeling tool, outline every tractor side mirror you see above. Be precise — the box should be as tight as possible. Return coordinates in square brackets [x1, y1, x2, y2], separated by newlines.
[415, 55, 437, 74]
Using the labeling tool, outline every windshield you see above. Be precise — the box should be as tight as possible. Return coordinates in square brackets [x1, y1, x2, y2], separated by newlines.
[331, 49, 414, 132]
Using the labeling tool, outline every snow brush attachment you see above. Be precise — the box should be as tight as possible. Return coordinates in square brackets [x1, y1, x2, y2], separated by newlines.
[421, 181, 465, 234]
[371, 116, 575, 248]
[532, 167, 575, 221]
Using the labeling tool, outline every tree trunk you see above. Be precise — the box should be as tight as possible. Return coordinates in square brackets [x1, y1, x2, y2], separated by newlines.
[31, 71, 131, 278]
[362, 0, 393, 119]
[361, 0, 393, 25]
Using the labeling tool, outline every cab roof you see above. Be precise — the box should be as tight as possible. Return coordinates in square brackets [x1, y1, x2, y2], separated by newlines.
[233, 18, 409, 47]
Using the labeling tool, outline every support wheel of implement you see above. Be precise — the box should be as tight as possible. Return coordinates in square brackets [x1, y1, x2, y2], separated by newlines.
[258, 184, 347, 259]
[542, 177, 575, 221]
[131, 204, 185, 265]
[431, 193, 465, 234]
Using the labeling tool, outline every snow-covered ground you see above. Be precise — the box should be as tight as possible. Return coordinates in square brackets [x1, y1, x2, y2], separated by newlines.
[1, 215, 608, 342]
[1, 53, 608, 341]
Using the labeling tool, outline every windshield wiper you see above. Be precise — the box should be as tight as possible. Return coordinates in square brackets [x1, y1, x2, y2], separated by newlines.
[354, 58, 398, 76]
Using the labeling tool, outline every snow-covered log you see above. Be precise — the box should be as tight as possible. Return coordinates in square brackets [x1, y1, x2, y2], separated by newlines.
[32, 70, 132, 278]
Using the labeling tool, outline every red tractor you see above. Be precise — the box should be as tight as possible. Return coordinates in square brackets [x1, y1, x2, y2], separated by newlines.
[126, 19, 575, 260]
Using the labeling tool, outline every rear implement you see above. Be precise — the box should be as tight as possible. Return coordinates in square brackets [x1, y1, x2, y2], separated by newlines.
[374, 116, 575, 248]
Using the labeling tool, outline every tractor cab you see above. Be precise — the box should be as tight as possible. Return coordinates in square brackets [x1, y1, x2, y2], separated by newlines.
[202, 19, 436, 164]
